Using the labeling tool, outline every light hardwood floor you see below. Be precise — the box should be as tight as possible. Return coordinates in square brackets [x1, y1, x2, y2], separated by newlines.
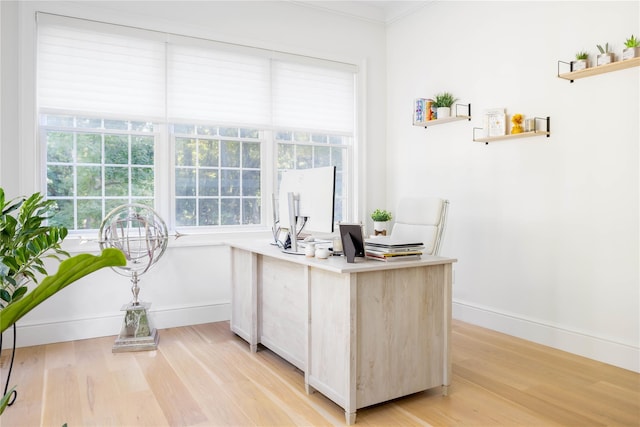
[1, 319, 638, 426]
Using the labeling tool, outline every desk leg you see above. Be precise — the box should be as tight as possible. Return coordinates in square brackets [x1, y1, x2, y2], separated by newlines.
[249, 251, 258, 354]
[345, 411, 356, 425]
[443, 263, 452, 391]
[304, 372, 316, 394]
[230, 248, 260, 352]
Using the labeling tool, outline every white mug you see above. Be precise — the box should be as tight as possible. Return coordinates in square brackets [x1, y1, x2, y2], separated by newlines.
[305, 243, 316, 257]
[315, 247, 330, 259]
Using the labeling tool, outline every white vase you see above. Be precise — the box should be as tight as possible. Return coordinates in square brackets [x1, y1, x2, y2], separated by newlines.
[436, 107, 451, 119]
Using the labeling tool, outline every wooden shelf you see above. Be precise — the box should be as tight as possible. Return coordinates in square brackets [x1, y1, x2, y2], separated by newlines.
[473, 116, 550, 145]
[415, 115, 470, 127]
[473, 130, 550, 144]
[558, 56, 640, 82]
[414, 103, 471, 128]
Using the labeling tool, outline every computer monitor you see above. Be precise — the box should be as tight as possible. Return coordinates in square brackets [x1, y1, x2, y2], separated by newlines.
[276, 166, 336, 252]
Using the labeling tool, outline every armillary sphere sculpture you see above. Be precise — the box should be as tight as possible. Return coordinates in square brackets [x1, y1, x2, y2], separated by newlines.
[99, 204, 168, 352]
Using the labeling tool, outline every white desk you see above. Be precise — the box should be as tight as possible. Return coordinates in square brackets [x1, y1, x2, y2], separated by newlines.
[228, 239, 456, 424]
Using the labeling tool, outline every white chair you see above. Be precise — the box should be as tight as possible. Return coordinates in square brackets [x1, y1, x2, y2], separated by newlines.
[390, 197, 449, 256]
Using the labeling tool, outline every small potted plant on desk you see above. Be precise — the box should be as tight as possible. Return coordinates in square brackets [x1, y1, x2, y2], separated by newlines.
[572, 51, 589, 71]
[433, 92, 458, 119]
[622, 34, 640, 60]
[371, 209, 392, 236]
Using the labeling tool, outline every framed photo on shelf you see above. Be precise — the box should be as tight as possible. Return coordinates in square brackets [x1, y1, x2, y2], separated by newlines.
[483, 108, 506, 137]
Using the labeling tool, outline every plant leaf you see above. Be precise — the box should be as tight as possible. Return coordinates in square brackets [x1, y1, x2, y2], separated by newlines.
[33, 265, 48, 275]
[0, 248, 126, 333]
[12, 286, 28, 301]
[0, 386, 16, 416]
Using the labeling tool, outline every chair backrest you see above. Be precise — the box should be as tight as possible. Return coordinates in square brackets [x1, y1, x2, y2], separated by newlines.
[390, 197, 449, 256]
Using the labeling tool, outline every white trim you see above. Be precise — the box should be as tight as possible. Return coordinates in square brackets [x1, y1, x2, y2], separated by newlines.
[355, 58, 367, 224]
[19, 0, 39, 195]
[1, 302, 230, 348]
[453, 299, 640, 373]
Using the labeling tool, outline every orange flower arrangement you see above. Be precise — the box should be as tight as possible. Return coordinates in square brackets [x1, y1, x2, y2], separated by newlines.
[511, 113, 524, 134]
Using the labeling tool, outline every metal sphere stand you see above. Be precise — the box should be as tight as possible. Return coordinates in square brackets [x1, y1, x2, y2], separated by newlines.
[99, 203, 168, 354]
[112, 271, 159, 353]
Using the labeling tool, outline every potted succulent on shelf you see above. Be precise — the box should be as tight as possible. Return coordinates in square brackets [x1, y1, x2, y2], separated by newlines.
[572, 51, 589, 71]
[0, 188, 125, 416]
[596, 42, 615, 66]
[622, 34, 640, 60]
[432, 92, 458, 119]
[370, 209, 392, 236]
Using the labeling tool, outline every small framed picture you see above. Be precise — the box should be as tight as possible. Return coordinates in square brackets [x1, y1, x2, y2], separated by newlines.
[339, 223, 365, 263]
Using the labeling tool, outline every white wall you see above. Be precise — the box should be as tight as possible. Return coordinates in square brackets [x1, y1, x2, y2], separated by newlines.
[0, 1, 387, 347]
[387, 1, 639, 372]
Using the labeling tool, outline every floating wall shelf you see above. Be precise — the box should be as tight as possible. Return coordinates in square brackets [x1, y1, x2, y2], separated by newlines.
[557, 57, 640, 82]
[473, 116, 550, 145]
[414, 103, 471, 128]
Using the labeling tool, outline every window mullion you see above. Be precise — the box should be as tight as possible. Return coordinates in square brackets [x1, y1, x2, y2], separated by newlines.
[155, 123, 172, 230]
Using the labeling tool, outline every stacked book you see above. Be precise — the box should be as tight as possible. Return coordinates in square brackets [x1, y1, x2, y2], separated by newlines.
[364, 236, 425, 262]
[413, 98, 434, 124]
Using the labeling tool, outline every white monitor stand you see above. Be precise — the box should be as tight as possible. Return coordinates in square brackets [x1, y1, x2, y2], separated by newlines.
[287, 192, 299, 253]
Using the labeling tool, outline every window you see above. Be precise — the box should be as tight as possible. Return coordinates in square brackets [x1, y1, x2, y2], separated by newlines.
[275, 131, 350, 224]
[37, 13, 357, 233]
[172, 124, 262, 227]
[42, 114, 157, 230]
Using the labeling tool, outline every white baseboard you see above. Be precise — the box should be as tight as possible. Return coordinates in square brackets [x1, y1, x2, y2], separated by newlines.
[1, 302, 231, 349]
[453, 299, 639, 373]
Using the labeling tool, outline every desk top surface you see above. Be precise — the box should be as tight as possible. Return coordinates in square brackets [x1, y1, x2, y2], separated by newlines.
[226, 238, 457, 274]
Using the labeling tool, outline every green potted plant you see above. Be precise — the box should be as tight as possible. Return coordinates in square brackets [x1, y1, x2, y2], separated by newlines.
[572, 51, 589, 71]
[432, 92, 458, 119]
[371, 209, 392, 236]
[0, 188, 125, 416]
[622, 34, 640, 60]
[596, 42, 615, 66]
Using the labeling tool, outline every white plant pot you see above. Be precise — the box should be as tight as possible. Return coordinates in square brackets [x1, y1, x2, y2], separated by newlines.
[373, 221, 389, 236]
[571, 59, 589, 71]
[596, 53, 615, 66]
[436, 107, 451, 119]
[622, 47, 640, 60]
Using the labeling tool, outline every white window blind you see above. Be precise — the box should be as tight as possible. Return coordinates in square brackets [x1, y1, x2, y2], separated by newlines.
[37, 14, 166, 120]
[167, 38, 271, 126]
[37, 13, 356, 132]
[272, 60, 355, 135]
